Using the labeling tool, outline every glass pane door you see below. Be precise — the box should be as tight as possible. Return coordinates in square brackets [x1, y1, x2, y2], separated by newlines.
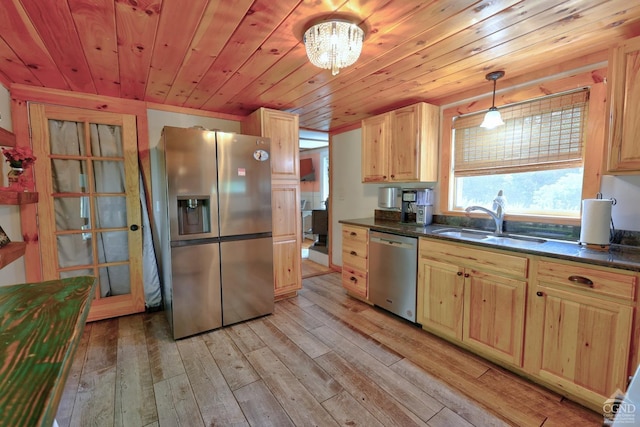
[30, 104, 144, 321]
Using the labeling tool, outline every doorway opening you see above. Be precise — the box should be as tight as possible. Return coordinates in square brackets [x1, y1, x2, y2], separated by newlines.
[299, 130, 330, 274]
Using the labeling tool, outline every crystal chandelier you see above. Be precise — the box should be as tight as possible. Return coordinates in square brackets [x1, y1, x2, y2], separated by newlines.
[303, 19, 365, 76]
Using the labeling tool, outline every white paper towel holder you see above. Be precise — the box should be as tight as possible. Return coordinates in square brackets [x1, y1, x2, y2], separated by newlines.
[578, 193, 616, 249]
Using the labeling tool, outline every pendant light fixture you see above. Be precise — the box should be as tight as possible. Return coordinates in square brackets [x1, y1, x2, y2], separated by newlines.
[480, 70, 505, 129]
[303, 19, 365, 76]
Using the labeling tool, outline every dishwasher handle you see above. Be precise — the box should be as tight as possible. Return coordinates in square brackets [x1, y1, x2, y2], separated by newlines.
[370, 235, 416, 250]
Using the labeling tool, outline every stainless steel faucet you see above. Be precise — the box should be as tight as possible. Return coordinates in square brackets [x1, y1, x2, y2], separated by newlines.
[465, 190, 506, 234]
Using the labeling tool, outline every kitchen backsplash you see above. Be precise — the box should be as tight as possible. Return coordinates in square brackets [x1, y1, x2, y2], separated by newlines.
[373, 210, 640, 247]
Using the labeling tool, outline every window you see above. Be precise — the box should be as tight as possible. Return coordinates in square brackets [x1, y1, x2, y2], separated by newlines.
[450, 89, 589, 217]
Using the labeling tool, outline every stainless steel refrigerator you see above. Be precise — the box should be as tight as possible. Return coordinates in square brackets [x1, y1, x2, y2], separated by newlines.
[154, 126, 274, 339]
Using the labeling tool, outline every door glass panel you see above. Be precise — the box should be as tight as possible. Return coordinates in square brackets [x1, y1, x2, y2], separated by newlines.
[93, 160, 125, 192]
[48, 120, 86, 155]
[54, 197, 91, 231]
[99, 265, 130, 297]
[95, 197, 127, 228]
[60, 269, 94, 279]
[90, 124, 123, 157]
[96, 232, 129, 263]
[51, 159, 88, 193]
[57, 234, 93, 268]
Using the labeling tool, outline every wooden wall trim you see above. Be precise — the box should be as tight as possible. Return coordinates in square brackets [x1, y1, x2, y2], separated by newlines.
[10, 83, 147, 116]
[442, 68, 607, 117]
[10, 96, 41, 282]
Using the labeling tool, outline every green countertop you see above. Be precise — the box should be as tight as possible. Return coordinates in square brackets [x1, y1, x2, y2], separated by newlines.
[0, 276, 96, 427]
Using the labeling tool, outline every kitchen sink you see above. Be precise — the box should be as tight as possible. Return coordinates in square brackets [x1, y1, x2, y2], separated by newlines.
[432, 228, 492, 240]
[484, 234, 547, 246]
[432, 228, 546, 245]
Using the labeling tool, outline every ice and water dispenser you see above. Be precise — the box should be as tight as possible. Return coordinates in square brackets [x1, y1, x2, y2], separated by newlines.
[176, 196, 211, 236]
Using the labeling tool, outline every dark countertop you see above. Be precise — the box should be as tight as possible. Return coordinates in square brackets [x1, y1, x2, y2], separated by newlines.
[340, 218, 640, 272]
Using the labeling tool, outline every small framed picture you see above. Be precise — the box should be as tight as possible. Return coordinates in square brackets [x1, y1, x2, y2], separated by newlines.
[0, 226, 10, 247]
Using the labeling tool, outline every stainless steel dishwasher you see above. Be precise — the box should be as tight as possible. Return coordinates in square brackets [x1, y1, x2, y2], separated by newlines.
[369, 231, 418, 322]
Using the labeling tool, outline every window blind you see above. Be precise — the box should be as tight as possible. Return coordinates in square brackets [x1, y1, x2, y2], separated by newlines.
[452, 89, 589, 176]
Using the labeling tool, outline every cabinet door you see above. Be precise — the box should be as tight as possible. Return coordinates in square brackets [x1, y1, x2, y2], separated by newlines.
[273, 239, 301, 297]
[271, 183, 299, 240]
[536, 285, 633, 400]
[389, 105, 420, 182]
[261, 109, 300, 180]
[271, 183, 301, 296]
[607, 36, 640, 171]
[463, 270, 526, 366]
[417, 258, 464, 340]
[361, 113, 389, 182]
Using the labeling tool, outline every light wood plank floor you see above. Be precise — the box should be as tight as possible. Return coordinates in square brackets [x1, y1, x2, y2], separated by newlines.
[56, 273, 601, 427]
[302, 258, 334, 278]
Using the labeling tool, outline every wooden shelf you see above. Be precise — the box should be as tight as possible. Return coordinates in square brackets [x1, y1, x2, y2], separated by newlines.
[0, 242, 26, 269]
[0, 191, 38, 205]
[0, 127, 16, 147]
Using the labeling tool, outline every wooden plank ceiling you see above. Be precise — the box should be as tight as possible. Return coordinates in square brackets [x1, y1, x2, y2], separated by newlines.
[0, 0, 639, 132]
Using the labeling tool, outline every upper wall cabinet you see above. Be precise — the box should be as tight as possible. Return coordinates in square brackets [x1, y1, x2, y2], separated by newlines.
[606, 35, 640, 173]
[361, 102, 439, 183]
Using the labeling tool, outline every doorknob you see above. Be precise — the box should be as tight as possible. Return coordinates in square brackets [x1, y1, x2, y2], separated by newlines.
[130, 224, 140, 231]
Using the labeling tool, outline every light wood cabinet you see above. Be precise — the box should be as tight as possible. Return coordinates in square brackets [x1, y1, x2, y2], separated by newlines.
[463, 269, 526, 366]
[341, 225, 369, 299]
[242, 108, 301, 298]
[361, 114, 389, 182]
[528, 258, 636, 405]
[418, 238, 528, 366]
[361, 102, 439, 183]
[244, 108, 300, 180]
[417, 257, 464, 340]
[606, 35, 640, 172]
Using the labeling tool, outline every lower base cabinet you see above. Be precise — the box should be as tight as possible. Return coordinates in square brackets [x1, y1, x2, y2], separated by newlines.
[417, 237, 638, 411]
[341, 225, 369, 299]
[273, 239, 301, 298]
[417, 238, 527, 366]
[528, 258, 636, 407]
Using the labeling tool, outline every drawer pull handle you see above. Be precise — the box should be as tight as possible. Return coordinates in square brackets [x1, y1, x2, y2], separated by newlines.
[350, 232, 357, 236]
[350, 276, 357, 282]
[350, 250, 357, 256]
[456, 271, 463, 276]
[536, 291, 544, 297]
[464, 273, 470, 278]
[568, 275, 594, 287]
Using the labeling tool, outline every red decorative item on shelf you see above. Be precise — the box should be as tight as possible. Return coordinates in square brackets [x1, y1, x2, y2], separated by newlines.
[2, 146, 36, 191]
[2, 146, 36, 169]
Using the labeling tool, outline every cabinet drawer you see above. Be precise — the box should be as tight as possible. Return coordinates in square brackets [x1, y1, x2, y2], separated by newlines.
[342, 225, 368, 245]
[342, 266, 367, 298]
[420, 238, 528, 278]
[537, 259, 637, 301]
[342, 245, 368, 271]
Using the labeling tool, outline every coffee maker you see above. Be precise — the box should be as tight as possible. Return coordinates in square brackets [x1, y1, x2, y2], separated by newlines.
[401, 188, 433, 224]
[415, 189, 434, 225]
[400, 189, 417, 223]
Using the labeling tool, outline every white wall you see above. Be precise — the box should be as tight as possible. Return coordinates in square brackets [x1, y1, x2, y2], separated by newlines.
[601, 175, 640, 231]
[0, 84, 26, 286]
